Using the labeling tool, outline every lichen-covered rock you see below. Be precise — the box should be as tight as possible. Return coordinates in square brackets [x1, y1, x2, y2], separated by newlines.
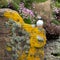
[44, 36, 60, 60]
[0, 9, 46, 60]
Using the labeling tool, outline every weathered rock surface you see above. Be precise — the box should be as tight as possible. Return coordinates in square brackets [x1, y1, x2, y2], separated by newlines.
[44, 37, 60, 60]
[0, 17, 11, 60]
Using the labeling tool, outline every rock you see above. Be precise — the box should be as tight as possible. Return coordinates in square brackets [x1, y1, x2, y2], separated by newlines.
[0, 17, 11, 60]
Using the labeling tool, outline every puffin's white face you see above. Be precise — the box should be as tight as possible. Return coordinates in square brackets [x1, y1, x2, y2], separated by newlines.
[36, 20, 43, 27]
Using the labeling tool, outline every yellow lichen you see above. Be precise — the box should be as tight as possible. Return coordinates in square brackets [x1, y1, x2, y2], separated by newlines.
[6, 46, 12, 51]
[4, 10, 24, 24]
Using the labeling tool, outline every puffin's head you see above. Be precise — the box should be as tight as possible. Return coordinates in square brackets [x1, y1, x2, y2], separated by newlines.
[36, 20, 44, 28]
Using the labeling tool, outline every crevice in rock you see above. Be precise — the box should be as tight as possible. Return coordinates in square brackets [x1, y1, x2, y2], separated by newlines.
[51, 53, 60, 56]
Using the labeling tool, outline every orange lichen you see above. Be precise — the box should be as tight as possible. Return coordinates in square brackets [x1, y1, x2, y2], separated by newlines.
[3, 9, 46, 60]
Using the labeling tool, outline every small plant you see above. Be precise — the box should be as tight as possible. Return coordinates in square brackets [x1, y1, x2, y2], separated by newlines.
[19, 3, 35, 24]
